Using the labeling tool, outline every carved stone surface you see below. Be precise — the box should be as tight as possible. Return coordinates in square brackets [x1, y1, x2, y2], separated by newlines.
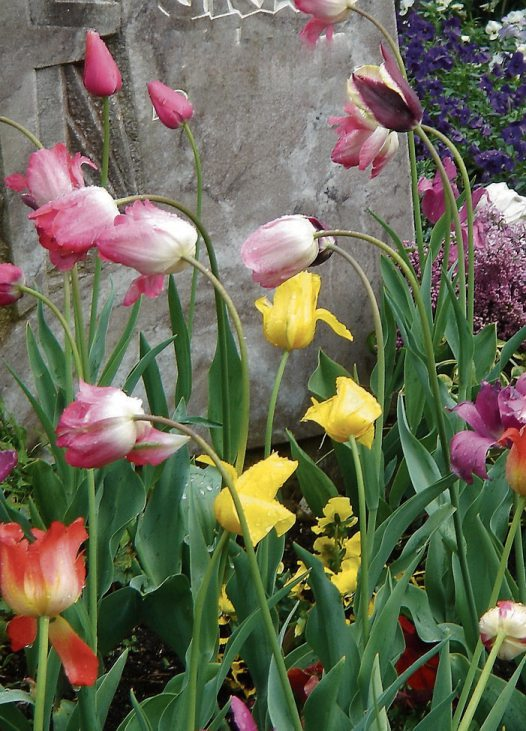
[0, 0, 413, 445]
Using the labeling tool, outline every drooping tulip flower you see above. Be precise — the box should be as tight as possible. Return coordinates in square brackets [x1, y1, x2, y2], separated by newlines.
[418, 157, 460, 224]
[480, 601, 526, 660]
[4, 143, 96, 210]
[0, 450, 17, 482]
[302, 376, 381, 447]
[28, 186, 119, 270]
[0, 519, 97, 686]
[199, 453, 297, 546]
[294, 0, 357, 45]
[147, 81, 193, 129]
[83, 30, 122, 97]
[56, 380, 189, 468]
[0, 264, 24, 306]
[97, 200, 198, 305]
[348, 44, 423, 133]
[241, 214, 334, 288]
[329, 102, 399, 178]
[255, 271, 353, 351]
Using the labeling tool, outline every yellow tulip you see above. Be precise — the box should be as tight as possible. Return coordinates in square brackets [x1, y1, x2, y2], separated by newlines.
[302, 376, 381, 447]
[255, 271, 353, 351]
[198, 453, 297, 546]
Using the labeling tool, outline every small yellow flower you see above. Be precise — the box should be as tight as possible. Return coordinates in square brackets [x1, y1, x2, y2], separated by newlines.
[199, 453, 297, 546]
[255, 271, 353, 351]
[312, 496, 357, 535]
[302, 376, 381, 447]
[329, 534, 361, 595]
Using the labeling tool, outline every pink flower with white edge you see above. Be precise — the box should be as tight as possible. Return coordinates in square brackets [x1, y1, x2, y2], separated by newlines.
[348, 44, 423, 133]
[28, 186, 119, 271]
[56, 381, 189, 468]
[0, 264, 24, 306]
[148, 81, 194, 129]
[329, 103, 399, 178]
[4, 143, 96, 210]
[294, 0, 357, 46]
[480, 601, 526, 660]
[83, 30, 122, 97]
[97, 200, 198, 306]
[241, 214, 334, 288]
[0, 518, 98, 686]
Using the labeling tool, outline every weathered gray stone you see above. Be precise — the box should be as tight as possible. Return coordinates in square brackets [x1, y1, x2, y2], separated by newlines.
[0, 0, 413, 446]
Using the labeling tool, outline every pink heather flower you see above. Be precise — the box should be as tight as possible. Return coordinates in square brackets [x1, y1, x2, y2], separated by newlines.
[56, 381, 189, 468]
[329, 102, 399, 178]
[83, 30, 122, 97]
[28, 186, 119, 271]
[147, 81, 194, 129]
[4, 143, 96, 210]
[97, 200, 198, 305]
[349, 44, 423, 132]
[241, 214, 334, 288]
[294, 0, 357, 45]
[480, 601, 526, 660]
[0, 264, 24, 306]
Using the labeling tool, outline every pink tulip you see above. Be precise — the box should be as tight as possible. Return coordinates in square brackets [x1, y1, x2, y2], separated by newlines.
[349, 44, 422, 132]
[83, 30, 122, 97]
[294, 0, 357, 45]
[148, 81, 194, 129]
[97, 200, 198, 305]
[4, 143, 96, 210]
[0, 264, 24, 306]
[329, 102, 399, 178]
[56, 381, 189, 468]
[230, 696, 258, 731]
[241, 214, 334, 288]
[28, 186, 119, 270]
[0, 451, 17, 482]
[418, 158, 459, 224]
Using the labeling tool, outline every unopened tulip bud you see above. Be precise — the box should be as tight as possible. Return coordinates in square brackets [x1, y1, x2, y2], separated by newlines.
[0, 264, 24, 306]
[147, 81, 194, 129]
[83, 31, 122, 97]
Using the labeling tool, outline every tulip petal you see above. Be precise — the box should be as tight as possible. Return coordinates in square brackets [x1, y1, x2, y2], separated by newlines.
[0, 450, 17, 482]
[214, 490, 295, 546]
[230, 696, 258, 731]
[49, 616, 98, 686]
[236, 453, 297, 499]
[127, 427, 189, 466]
[450, 430, 496, 482]
[315, 308, 353, 342]
[7, 616, 37, 651]
[123, 274, 165, 306]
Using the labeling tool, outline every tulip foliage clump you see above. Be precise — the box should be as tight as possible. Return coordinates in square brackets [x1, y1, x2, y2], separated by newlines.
[1, 8, 526, 731]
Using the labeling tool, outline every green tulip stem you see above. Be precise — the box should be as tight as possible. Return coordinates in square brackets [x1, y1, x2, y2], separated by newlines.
[33, 616, 50, 731]
[62, 276, 74, 402]
[421, 124, 475, 337]
[316, 229, 479, 638]
[515, 493, 526, 604]
[136, 415, 304, 731]
[264, 351, 290, 459]
[0, 116, 43, 149]
[19, 285, 83, 380]
[70, 266, 89, 380]
[456, 631, 506, 731]
[86, 468, 98, 654]
[181, 253, 250, 474]
[350, 437, 371, 645]
[415, 126, 467, 323]
[453, 495, 526, 727]
[115, 193, 233, 464]
[183, 122, 203, 339]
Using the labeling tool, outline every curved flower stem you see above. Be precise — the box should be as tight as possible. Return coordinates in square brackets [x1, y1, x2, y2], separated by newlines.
[89, 97, 111, 348]
[316, 229, 479, 637]
[414, 126, 467, 323]
[350, 437, 370, 645]
[183, 123, 203, 340]
[264, 351, 290, 459]
[33, 616, 50, 731]
[456, 631, 506, 731]
[181, 254, 250, 474]
[453, 495, 526, 727]
[136, 415, 304, 731]
[421, 124, 475, 336]
[19, 285, 83, 379]
[0, 116, 43, 149]
[115, 193, 232, 463]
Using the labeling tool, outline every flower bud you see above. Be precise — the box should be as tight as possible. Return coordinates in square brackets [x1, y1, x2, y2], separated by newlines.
[83, 31, 122, 97]
[147, 81, 193, 129]
[0, 264, 24, 306]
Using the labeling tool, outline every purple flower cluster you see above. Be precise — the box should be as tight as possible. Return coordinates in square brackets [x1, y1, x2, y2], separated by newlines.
[397, 6, 526, 192]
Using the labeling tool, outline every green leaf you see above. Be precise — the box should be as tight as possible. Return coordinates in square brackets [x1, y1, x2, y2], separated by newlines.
[129, 691, 153, 731]
[268, 604, 301, 731]
[472, 323, 497, 382]
[27, 459, 74, 523]
[135, 333, 172, 417]
[304, 659, 351, 731]
[98, 299, 141, 386]
[307, 349, 351, 400]
[117, 694, 178, 731]
[98, 587, 142, 656]
[186, 465, 221, 601]
[479, 655, 526, 731]
[0, 690, 34, 705]
[36, 302, 66, 388]
[142, 575, 194, 661]
[487, 324, 526, 380]
[0, 703, 32, 731]
[88, 286, 115, 380]
[26, 323, 59, 421]
[286, 429, 337, 516]
[96, 650, 129, 728]
[168, 275, 192, 404]
[368, 209, 415, 271]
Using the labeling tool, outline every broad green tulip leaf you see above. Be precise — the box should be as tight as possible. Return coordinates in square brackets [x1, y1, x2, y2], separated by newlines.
[286, 429, 337, 516]
[26, 323, 59, 422]
[27, 459, 74, 523]
[96, 650, 129, 728]
[0, 703, 32, 731]
[116, 694, 177, 731]
[135, 333, 173, 417]
[268, 604, 300, 731]
[0, 690, 34, 705]
[98, 299, 141, 386]
[88, 285, 115, 381]
[129, 690, 153, 731]
[487, 325, 526, 380]
[168, 275, 192, 404]
[479, 655, 526, 731]
[367, 655, 389, 731]
[142, 574, 193, 661]
[98, 588, 142, 656]
[36, 302, 67, 389]
[473, 323, 497, 382]
[413, 691, 457, 731]
[369, 209, 415, 270]
[303, 659, 351, 731]
[308, 349, 350, 400]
